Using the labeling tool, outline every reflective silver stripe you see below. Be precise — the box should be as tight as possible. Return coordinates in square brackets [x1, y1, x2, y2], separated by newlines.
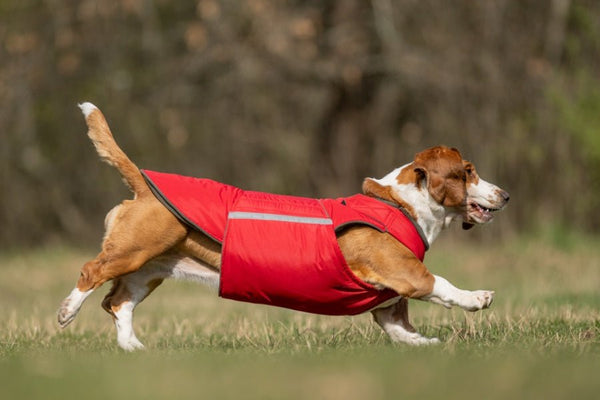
[228, 211, 332, 225]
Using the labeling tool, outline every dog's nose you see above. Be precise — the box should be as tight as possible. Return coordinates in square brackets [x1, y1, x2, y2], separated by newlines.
[500, 190, 510, 202]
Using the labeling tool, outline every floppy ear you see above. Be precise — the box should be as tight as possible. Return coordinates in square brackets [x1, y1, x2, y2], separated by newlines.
[413, 166, 427, 185]
[414, 165, 445, 204]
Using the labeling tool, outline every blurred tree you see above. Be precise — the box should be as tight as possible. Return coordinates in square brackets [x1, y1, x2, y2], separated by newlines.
[1, 0, 600, 247]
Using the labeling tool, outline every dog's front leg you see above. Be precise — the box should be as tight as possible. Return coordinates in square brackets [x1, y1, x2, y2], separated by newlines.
[421, 275, 494, 311]
[372, 298, 440, 345]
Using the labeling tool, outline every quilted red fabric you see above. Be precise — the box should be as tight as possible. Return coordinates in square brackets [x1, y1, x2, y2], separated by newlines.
[142, 170, 428, 315]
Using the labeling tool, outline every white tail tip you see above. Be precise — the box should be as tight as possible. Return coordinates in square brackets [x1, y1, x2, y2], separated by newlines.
[78, 102, 98, 118]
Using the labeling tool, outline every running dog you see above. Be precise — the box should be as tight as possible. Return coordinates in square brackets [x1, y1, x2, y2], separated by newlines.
[58, 103, 509, 350]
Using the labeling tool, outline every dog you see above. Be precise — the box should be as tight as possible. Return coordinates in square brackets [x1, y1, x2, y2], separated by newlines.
[58, 102, 509, 350]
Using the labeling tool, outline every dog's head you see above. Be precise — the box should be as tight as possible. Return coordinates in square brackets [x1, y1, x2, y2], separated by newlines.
[412, 146, 468, 210]
[363, 146, 509, 232]
[461, 160, 509, 229]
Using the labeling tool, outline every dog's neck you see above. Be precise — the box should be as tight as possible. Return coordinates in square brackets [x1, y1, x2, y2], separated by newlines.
[364, 164, 458, 245]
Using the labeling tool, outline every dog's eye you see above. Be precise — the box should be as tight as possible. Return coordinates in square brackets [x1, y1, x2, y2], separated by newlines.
[451, 172, 465, 181]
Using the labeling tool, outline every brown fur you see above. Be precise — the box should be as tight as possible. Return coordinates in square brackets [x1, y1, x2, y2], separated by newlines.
[362, 178, 418, 221]
[463, 161, 480, 186]
[337, 227, 434, 297]
[414, 147, 467, 208]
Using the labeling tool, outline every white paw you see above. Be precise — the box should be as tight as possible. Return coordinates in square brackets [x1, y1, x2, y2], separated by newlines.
[388, 329, 441, 346]
[118, 336, 145, 351]
[401, 333, 441, 346]
[412, 336, 441, 346]
[461, 290, 494, 311]
[57, 298, 77, 328]
[57, 288, 93, 328]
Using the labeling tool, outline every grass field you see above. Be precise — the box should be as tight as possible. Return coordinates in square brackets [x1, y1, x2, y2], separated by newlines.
[1, 230, 599, 399]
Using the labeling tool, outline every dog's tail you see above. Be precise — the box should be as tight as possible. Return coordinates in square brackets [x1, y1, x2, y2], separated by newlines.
[78, 102, 148, 196]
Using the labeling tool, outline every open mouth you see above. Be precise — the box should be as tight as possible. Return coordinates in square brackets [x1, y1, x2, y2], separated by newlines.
[467, 201, 500, 223]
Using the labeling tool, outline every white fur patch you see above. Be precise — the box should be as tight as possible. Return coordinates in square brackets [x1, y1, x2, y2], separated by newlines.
[424, 275, 494, 311]
[468, 178, 506, 209]
[107, 255, 220, 350]
[127, 255, 220, 291]
[372, 163, 447, 245]
[372, 300, 440, 345]
[57, 287, 94, 327]
[114, 302, 145, 351]
[78, 102, 98, 118]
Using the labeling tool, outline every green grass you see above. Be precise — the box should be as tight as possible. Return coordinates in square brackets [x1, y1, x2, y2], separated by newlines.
[1, 233, 599, 399]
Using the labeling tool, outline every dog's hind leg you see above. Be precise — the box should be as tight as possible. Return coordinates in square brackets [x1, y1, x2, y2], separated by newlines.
[58, 194, 187, 328]
[101, 268, 166, 351]
[101, 255, 220, 350]
[372, 298, 440, 345]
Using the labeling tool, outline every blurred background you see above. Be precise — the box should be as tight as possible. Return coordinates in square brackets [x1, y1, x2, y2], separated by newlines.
[1, 0, 599, 248]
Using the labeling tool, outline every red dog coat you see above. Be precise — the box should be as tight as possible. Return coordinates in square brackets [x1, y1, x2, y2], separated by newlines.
[142, 170, 428, 315]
